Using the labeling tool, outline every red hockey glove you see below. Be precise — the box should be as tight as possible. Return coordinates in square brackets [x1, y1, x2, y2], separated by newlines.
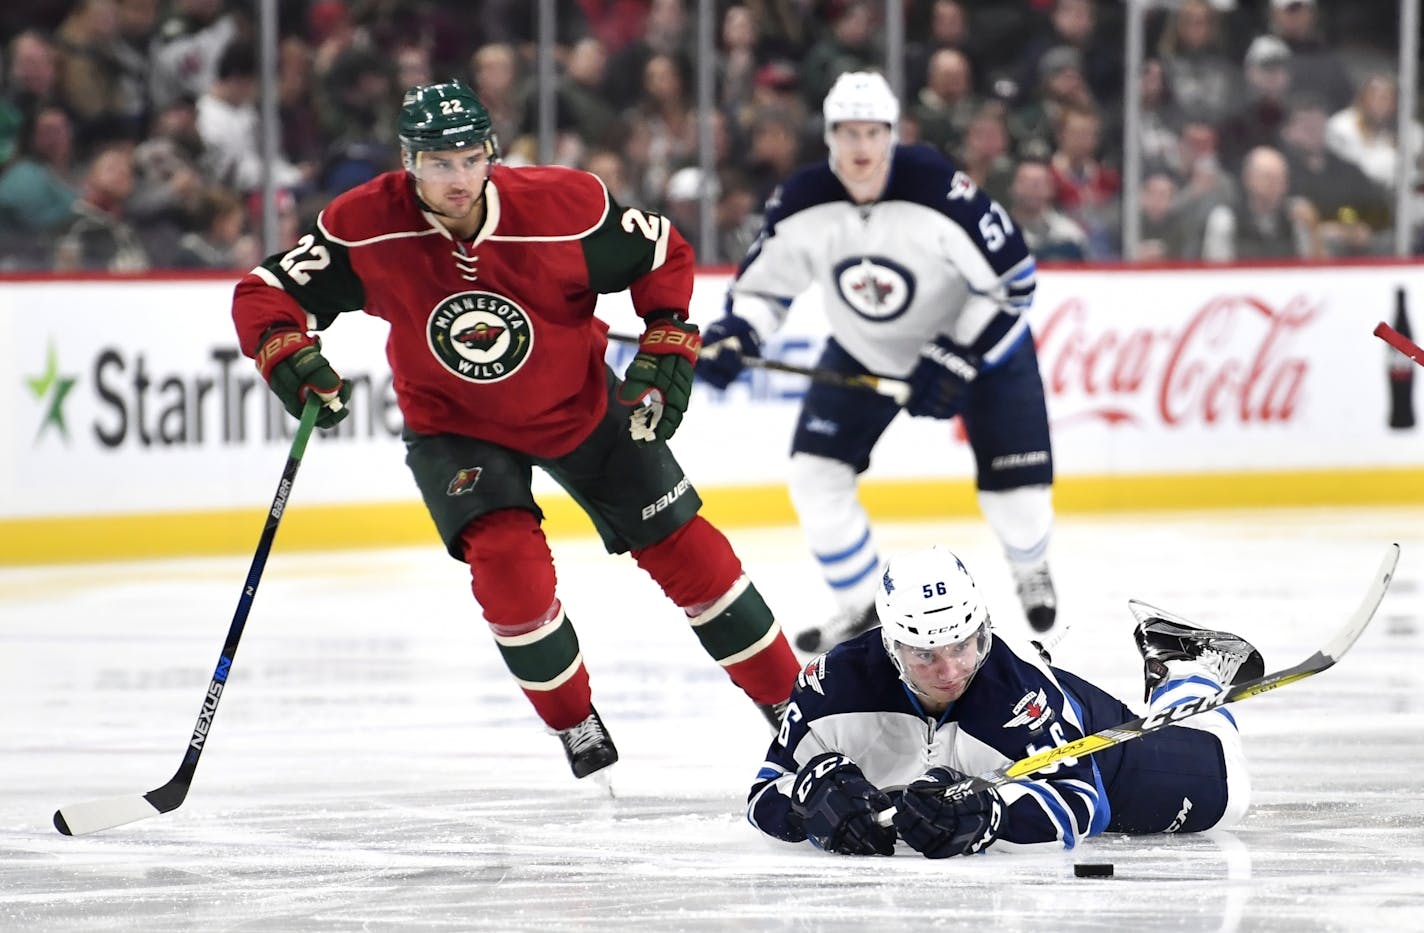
[617, 312, 700, 444]
[254, 329, 351, 429]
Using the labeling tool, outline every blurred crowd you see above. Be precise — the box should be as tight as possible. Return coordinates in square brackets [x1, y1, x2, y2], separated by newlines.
[0, 0, 1416, 272]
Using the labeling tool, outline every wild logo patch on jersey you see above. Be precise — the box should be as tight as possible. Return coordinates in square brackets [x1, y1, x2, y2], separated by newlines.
[1003, 687, 1053, 731]
[447, 466, 483, 496]
[428, 291, 533, 383]
[832, 255, 916, 323]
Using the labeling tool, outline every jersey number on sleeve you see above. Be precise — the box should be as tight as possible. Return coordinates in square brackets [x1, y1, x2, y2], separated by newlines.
[978, 203, 1015, 253]
[278, 234, 332, 286]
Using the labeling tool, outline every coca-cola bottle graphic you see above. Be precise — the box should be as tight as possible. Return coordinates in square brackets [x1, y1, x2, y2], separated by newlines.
[1389, 287, 1415, 430]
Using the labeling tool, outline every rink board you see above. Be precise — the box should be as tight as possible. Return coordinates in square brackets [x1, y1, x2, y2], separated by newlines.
[2, 265, 1423, 563]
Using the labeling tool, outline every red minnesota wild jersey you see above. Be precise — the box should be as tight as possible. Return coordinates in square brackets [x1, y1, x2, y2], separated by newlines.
[232, 166, 694, 457]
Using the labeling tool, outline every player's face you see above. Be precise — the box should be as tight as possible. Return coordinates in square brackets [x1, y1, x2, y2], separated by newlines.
[892, 624, 989, 708]
[829, 120, 893, 194]
[411, 147, 491, 219]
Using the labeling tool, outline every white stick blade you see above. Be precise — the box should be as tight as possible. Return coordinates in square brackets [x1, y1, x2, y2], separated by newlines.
[54, 794, 162, 836]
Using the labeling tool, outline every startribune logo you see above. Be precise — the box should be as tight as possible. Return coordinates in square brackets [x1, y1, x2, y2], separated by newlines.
[428, 291, 533, 383]
[25, 340, 78, 442]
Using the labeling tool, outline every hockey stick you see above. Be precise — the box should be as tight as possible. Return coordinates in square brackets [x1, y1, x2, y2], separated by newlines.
[877, 543, 1400, 824]
[53, 396, 323, 836]
[1375, 321, 1424, 368]
[607, 332, 912, 404]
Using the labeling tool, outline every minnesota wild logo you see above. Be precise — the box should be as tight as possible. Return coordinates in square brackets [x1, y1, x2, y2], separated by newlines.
[428, 291, 533, 383]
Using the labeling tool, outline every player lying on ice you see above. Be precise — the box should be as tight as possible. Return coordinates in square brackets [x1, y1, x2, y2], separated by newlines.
[747, 544, 1264, 857]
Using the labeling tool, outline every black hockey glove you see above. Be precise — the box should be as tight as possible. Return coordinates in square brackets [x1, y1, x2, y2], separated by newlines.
[905, 335, 979, 420]
[892, 766, 1003, 859]
[696, 314, 761, 390]
[790, 753, 896, 856]
[617, 311, 700, 444]
[254, 328, 351, 429]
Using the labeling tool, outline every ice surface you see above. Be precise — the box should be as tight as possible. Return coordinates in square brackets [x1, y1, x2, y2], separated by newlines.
[2, 508, 1422, 931]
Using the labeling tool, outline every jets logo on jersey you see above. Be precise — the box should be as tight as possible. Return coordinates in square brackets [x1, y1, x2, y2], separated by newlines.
[832, 256, 917, 323]
[428, 291, 533, 383]
[446, 466, 483, 496]
[796, 654, 829, 695]
[1003, 687, 1054, 731]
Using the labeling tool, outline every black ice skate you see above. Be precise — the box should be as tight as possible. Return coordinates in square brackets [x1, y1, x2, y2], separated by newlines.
[793, 603, 877, 653]
[557, 706, 619, 779]
[1012, 560, 1057, 633]
[1130, 600, 1265, 703]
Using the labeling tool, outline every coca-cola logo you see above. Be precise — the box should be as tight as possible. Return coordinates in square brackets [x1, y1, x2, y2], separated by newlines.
[1036, 293, 1317, 428]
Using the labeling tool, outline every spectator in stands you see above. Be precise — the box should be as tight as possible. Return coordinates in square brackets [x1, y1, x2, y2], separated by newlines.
[1278, 94, 1389, 257]
[1201, 145, 1315, 262]
[1015, 0, 1121, 112]
[957, 103, 1015, 207]
[278, 37, 324, 172]
[0, 107, 78, 269]
[910, 48, 980, 157]
[622, 51, 698, 207]
[54, 0, 146, 145]
[1048, 106, 1120, 257]
[1134, 58, 1181, 179]
[715, 167, 762, 264]
[741, 60, 813, 157]
[1134, 170, 1190, 261]
[800, 1, 879, 110]
[393, 42, 431, 94]
[550, 37, 624, 152]
[128, 96, 206, 263]
[318, 47, 398, 193]
[150, 0, 239, 110]
[468, 43, 527, 164]
[1157, 0, 1236, 126]
[741, 0, 811, 63]
[1169, 119, 1236, 259]
[1326, 74, 1424, 195]
[113, 0, 158, 129]
[1008, 45, 1096, 162]
[196, 40, 305, 194]
[1262, 0, 1352, 114]
[903, 1, 983, 101]
[605, 0, 692, 112]
[1009, 158, 1089, 261]
[717, 4, 761, 119]
[743, 105, 802, 206]
[1217, 35, 1293, 173]
[52, 141, 149, 271]
[583, 147, 637, 205]
[170, 185, 256, 269]
[4, 30, 60, 123]
[662, 164, 717, 261]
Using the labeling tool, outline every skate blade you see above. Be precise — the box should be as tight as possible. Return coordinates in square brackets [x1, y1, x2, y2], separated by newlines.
[590, 767, 616, 800]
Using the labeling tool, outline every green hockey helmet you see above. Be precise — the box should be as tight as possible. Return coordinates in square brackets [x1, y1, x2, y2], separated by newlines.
[398, 79, 498, 162]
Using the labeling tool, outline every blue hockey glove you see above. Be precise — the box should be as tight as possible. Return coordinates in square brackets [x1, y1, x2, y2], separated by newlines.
[696, 315, 761, 390]
[892, 766, 1003, 859]
[906, 336, 980, 419]
[790, 753, 896, 856]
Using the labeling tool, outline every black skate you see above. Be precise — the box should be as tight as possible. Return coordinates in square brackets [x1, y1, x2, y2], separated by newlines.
[1012, 560, 1057, 633]
[1130, 600, 1265, 703]
[757, 697, 790, 732]
[557, 706, 619, 779]
[793, 603, 877, 653]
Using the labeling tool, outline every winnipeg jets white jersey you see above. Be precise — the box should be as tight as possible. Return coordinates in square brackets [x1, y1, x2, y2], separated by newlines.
[729, 145, 1037, 376]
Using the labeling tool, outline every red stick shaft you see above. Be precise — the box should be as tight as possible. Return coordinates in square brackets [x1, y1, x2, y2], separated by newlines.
[1374, 321, 1424, 368]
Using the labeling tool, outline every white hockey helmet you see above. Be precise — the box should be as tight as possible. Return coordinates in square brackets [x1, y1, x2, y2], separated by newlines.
[876, 545, 992, 698]
[822, 71, 900, 148]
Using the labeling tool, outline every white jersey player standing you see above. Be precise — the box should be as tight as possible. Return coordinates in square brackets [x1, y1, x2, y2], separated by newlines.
[698, 72, 1057, 650]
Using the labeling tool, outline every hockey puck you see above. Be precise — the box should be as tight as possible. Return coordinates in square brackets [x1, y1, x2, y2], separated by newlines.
[1073, 863, 1114, 878]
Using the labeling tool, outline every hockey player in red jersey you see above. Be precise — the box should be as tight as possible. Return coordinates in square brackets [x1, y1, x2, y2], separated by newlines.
[232, 79, 800, 780]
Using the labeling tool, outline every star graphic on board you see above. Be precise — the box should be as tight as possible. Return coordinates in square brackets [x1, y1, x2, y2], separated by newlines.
[25, 341, 77, 441]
